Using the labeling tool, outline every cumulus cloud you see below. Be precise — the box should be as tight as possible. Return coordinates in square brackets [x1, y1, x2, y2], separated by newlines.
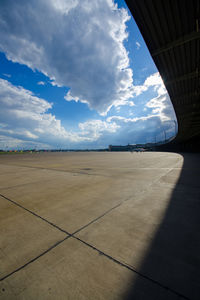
[130, 72, 165, 97]
[0, 79, 83, 146]
[0, 0, 136, 114]
[144, 73, 176, 122]
[0, 135, 51, 150]
[144, 72, 164, 87]
[107, 115, 153, 123]
[0, 79, 120, 148]
[79, 119, 120, 140]
[105, 114, 175, 145]
[104, 72, 177, 144]
[0, 74, 176, 148]
[127, 72, 176, 123]
[146, 93, 176, 122]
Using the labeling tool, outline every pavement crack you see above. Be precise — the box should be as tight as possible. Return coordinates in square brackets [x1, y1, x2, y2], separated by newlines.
[72, 202, 123, 235]
[73, 236, 190, 300]
[0, 193, 71, 236]
[72, 167, 178, 236]
[0, 161, 190, 299]
[0, 236, 70, 282]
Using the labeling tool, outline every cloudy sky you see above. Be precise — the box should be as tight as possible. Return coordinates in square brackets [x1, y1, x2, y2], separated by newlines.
[0, 0, 177, 149]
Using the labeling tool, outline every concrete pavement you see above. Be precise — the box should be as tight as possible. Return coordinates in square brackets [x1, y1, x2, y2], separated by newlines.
[0, 152, 199, 299]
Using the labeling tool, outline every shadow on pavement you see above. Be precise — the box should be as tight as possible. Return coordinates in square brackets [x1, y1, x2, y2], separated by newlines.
[124, 153, 200, 300]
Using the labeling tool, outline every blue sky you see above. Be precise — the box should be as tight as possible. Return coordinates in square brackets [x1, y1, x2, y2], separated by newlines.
[0, 0, 176, 149]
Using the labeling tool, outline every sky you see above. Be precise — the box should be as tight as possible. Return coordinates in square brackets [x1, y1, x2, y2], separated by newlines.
[0, 0, 177, 150]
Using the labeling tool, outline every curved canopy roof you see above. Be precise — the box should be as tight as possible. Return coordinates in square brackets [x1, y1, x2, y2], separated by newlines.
[125, 0, 200, 144]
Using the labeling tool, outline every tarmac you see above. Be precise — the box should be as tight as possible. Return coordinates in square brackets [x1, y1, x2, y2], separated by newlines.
[0, 151, 200, 299]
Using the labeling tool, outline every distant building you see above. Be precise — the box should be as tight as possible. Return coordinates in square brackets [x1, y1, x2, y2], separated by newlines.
[109, 138, 175, 152]
[109, 144, 136, 151]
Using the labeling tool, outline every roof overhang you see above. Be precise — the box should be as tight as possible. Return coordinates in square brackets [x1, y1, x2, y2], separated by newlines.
[125, 0, 200, 144]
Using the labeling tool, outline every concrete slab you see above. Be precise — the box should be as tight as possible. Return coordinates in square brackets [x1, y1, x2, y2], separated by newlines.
[76, 185, 174, 268]
[76, 154, 200, 299]
[0, 153, 175, 233]
[0, 151, 182, 175]
[0, 152, 199, 299]
[0, 164, 59, 190]
[0, 171, 133, 233]
[0, 238, 180, 300]
[0, 195, 66, 278]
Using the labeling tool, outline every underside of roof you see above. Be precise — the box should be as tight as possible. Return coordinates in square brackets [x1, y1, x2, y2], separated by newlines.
[125, 0, 200, 147]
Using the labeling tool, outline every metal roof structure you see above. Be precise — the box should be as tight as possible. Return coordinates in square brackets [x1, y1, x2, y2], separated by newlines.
[125, 0, 200, 150]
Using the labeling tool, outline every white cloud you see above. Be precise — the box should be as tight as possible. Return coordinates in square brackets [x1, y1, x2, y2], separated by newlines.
[129, 72, 164, 98]
[37, 81, 45, 86]
[0, 79, 121, 148]
[144, 72, 164, 87]
[143, 73, 176, 122]
[105, 71, 177, 142]
[0, 135, 51, 150]
[0, 74, 177, 149]
[0, 0, 136, 115]
[50, 0, 78, 14]
[79, 119, 120, 140]
[0, 79, 51, 113]
[130, 72, 176, 123]
[0, 79, 86, 146]
[146, 93, 176, 122]
[0, 0, 177, 149]
[103, 72, 166, 111]
[107, 115, 154, 123]
[103, 72, 177, 144]
[136, 41, 141, 50]
[132, 84, 148, 96]
[105, 113, 176, 145]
